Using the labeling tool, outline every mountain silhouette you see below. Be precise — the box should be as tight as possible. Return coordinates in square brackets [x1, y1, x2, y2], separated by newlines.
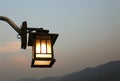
[18, 77, 37, 81]
[18, 60, 120, 81]
[38, 77, 60, 81]
[59, 60, 120, 81]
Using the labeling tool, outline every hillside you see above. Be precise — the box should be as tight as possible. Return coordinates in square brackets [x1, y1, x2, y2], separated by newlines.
[59, 60, 120, 81]
[18, 60, 120, 81]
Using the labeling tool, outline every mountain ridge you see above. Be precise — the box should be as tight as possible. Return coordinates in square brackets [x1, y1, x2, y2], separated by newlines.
[18, 60, 120, 81]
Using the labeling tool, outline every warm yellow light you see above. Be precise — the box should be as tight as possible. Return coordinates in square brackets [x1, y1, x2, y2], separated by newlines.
[47, 40, 52, 53]
[34, 60, 51, 65]
[36, 39, 40, 53]
[36, 54, 52, 58]
[41, 40, 46, 53]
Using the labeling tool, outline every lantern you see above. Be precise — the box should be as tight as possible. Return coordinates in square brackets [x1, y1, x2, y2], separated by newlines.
[28, 29, 58, 67]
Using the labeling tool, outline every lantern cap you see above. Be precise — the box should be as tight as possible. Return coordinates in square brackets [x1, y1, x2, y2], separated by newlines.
[27, 28, 49, 33]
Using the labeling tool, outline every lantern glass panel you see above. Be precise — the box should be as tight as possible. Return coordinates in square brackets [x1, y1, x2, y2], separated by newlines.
[33, 36, 52, 58]
[34, 60, 51, 65]
[47, 40, 52, 53]
[36, 39, 40, 53]
[36, 54, 52, 58]
[34, 35, 53, 59]
[41, 40, 46, 53]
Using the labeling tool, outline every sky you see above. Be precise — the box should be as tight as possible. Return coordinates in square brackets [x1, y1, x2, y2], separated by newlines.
[0, 0, 120, 81]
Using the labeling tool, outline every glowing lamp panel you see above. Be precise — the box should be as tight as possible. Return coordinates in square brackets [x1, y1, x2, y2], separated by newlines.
[31, 34, 57, 67]
[36, 54, 52, 58]
[36, 39, 52, 53]
[34, 60, 51, 65]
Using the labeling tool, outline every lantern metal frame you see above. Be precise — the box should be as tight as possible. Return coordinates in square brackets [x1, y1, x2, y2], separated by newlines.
[28, 29, 58, 67]
[0, 16, 58, 68]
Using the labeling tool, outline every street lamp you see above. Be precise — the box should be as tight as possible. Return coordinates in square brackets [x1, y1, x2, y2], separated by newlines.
[0, 16, 58, 68]
[28, 28, 58, 67]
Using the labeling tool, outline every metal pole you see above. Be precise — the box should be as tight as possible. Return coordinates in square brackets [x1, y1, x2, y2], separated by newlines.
[0, 16, 21, 34]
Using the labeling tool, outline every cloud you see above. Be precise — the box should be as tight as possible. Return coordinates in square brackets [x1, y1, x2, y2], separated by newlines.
[0, 54, 30, 81]
[0, 41, 21, 53]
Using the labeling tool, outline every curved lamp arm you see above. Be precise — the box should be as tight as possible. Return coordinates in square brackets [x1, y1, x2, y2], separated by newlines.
[0, 16, 21, 34]
[0, 16, 27, 49]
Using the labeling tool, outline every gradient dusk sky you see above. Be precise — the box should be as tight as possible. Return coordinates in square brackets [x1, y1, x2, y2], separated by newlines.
[0, 0, 120, 81]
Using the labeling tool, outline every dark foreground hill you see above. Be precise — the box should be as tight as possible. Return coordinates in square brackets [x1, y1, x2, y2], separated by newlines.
[18, 60, 120, 81]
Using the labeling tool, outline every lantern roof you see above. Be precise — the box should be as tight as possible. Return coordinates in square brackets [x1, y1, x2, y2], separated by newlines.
[28, 28, 58, 46]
